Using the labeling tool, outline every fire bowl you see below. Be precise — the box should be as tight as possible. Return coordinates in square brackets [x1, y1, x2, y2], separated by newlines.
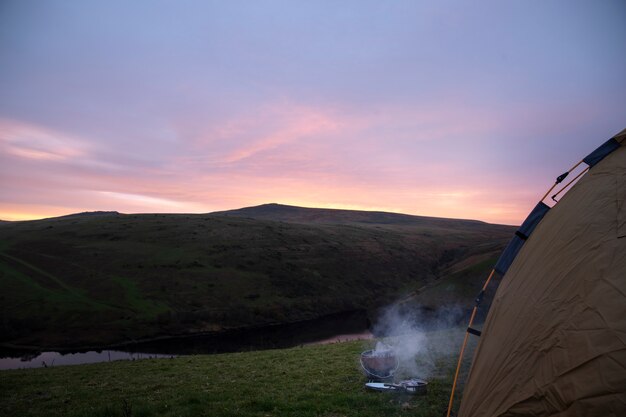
[360, 349, 400, 380]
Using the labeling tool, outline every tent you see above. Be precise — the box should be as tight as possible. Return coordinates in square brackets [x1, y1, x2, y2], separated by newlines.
[453, 129, 626, 416]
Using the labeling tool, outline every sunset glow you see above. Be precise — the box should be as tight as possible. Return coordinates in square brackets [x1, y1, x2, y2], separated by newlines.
[1, 1, 625, 225]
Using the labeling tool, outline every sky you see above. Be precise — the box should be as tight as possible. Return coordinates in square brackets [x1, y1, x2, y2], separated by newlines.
[1, 1, 625, 225]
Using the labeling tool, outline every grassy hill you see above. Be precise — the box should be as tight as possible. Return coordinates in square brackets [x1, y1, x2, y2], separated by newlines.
[0, 204, 514, 350]
[214, 203, 497, 228]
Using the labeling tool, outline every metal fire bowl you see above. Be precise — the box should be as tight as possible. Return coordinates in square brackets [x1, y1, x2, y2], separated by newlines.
[360, 350, 399, 380]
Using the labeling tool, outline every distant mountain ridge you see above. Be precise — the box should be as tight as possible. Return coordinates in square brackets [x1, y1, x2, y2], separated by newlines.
[212, 203, 500, 228]
[4, 204, 508, 228]
[0, 211, 121, 223]
[56, 211, 121, 219]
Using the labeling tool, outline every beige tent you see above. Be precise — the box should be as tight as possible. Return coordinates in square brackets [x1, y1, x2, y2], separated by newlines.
[457, 129, 626, 416]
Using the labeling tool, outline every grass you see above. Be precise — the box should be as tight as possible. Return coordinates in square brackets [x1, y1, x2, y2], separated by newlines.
[110, 276, 169, 319]
[0, 331, 470, 417]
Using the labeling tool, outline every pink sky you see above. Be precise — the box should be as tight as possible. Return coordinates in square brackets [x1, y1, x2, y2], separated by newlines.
[1, 1, 625, 225]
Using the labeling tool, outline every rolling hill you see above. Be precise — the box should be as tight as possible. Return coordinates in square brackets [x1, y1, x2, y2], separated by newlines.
[214, 203, 497, 228]
[0, 204, 514, 350]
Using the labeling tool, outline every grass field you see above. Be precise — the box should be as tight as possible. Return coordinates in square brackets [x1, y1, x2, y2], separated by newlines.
[0, 329, 473, 417]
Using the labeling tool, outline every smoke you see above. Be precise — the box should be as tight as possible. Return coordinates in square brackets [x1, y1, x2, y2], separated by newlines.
[369, 303, 465, 379]
[371, 341, 393, 356]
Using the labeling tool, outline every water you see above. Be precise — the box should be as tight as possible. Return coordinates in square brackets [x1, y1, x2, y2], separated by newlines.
[0, 350, 173, 370]
[308, 330, 372, 345]
[0, 309, 372, 370]
[0, 332, 372, 370]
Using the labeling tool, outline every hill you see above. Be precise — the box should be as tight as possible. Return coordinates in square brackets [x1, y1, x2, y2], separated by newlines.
[0, 205, 514, 350]
[213, 203, 498, 228]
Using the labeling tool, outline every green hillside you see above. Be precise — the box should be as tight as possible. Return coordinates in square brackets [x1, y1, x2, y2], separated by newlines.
[0, 205, 513, 350]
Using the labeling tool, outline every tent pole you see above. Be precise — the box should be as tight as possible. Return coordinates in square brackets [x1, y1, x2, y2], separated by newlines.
[540, 159, 584, 202]
[551, 167, 589, 202]
[446, 269, 496, 417]
[446, 317, 473, 417]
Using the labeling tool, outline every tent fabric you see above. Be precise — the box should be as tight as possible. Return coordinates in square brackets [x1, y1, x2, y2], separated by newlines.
[493, 236, 524, 275]
[615, 128, 626, 143]
[494, 202, 550, 275]
[518, 202, 551, 239]
[583, 138, 620, 167]
[617, 130, 626, 239]
[458, 140, 626, 417]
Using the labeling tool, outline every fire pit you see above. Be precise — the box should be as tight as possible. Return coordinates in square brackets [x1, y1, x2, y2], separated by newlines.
[360, 343, 399, 380]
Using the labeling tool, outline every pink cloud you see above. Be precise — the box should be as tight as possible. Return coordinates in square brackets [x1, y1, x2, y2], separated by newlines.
[0, 100, 551, 225]
[221, 105, 342, 164]
[0, 119, 88, 161]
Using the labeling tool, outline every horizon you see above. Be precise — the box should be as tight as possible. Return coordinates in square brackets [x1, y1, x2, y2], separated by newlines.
[1, 1, 625, 224]
[0, 201, 519, 226]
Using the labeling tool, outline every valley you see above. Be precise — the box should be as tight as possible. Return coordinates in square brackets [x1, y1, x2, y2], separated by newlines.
[0, 204, 514, 352]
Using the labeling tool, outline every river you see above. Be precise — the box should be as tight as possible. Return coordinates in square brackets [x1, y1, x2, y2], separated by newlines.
[0, 310, 373, 370]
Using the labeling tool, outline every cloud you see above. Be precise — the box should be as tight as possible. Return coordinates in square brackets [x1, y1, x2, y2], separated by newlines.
[0, 90, 618, 227]
[0, 97, 541, 225]
[0, 119, 88, 161]
[219, 103, 342, 164]
[95, 191, 204, 212]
